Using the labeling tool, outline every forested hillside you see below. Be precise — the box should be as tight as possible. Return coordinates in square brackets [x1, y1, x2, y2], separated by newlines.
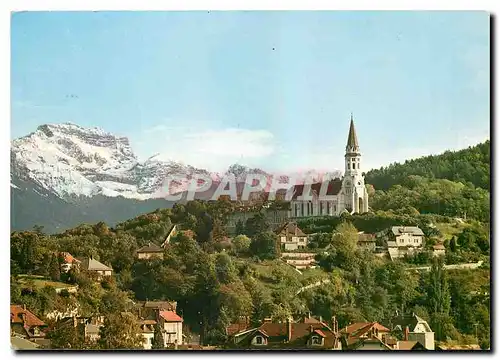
[365, 141, 490, 222]
[11, 198, 491, 349]
[366, 141, 490, 191]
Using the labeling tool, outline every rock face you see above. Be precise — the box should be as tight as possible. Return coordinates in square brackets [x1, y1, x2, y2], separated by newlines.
[11, 122, 211, 200]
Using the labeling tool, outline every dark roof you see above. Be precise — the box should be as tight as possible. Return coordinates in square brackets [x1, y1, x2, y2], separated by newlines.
[392, 314, 431, 333]
[290, 179, 342, 200]
[137, 242, 163, 253]
[391, 226, 424, 236]
[276, 222, 306, 237]
[346, 116, 359, 151]
[137, 301, 177, 311]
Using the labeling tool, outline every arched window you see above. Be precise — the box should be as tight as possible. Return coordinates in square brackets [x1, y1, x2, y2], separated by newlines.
[311, 336, 322, 345]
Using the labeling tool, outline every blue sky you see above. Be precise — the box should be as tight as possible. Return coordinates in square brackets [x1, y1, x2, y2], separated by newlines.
[11, 11, 490, 173]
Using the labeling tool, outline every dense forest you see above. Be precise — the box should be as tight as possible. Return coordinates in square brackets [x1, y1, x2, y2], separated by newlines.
[365, 141, 490, 223]
[365, 140, 490, 191]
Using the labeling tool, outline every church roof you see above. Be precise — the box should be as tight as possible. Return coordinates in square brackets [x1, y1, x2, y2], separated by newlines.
[290, 179, 342, 200]
[346, 115, 359, 151]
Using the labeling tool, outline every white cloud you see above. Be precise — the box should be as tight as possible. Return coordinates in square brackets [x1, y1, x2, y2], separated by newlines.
[132, 125, 275, 172]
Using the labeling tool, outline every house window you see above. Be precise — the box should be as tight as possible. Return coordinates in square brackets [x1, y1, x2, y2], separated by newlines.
[327, 202, 330, 214]
[320, 202, 323, 214]
[301, 203, 304, 216]
[255, 336, 263, 345]
[311, 336, 322, 345]
[348, 163, 350, 170]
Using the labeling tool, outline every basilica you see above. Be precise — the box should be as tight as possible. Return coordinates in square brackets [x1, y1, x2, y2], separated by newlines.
[289, 116, 369, 218]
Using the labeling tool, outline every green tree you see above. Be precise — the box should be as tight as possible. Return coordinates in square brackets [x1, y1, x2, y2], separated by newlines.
[152, 321, 165, 349]
[249, 231, 278, 260]
[450, 236, 457, 252]
[48, 254, 61, 281]
[235, 220, 245, 236]
[244, 212, 270, 238]
[232, 235, 251, 255]
[48, 321, 85, 349]
[98, 312, 143, 349]
[426, 257, 452, 341]
[332, 222, 358, 255]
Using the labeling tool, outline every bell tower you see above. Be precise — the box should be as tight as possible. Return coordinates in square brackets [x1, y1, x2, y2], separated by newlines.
[341, 114, 368, 213]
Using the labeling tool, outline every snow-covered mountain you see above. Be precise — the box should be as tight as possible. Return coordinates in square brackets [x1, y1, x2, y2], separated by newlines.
[11, 123, 213, 201]
[10, 123, 344, 233]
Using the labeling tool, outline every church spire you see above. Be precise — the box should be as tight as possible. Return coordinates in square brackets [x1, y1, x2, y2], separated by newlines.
[346, 114, 359, 152]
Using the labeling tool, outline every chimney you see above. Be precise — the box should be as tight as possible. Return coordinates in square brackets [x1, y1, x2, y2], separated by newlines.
[332, 316, 337, 333]
[287, 317, 292, 342]
[309, 325, 313, 333]
[23, 304, 26, 311]
[319, 316, 323, 323]
[405, 326, 409, 341]
[73, 315, 77, 328]
[263, 317, 272, 323]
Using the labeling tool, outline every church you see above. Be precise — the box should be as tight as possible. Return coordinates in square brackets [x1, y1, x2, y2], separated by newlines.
[288, 116, 369, 218]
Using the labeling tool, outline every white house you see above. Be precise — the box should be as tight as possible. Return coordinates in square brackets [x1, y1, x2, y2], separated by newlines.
[136, 242, 164, 260]
[59, 252, 81, 273]
[79, 256, 113, 279]
[392, 313, 435, 350]
[289, 116, 369, 218]
[276, 222, 308, 251]
[158, 310, 183, 347]
[140, 320, 156, 350]
[387, 226, 425, 260]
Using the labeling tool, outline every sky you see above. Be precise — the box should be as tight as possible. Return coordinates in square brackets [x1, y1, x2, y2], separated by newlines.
[11, 11, 490, 173]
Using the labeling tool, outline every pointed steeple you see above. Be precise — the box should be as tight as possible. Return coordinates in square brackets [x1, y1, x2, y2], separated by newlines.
[346, 114, 359, 152]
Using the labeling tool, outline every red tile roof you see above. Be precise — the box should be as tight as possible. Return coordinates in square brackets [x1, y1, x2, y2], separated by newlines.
[159, 311, 183, 322]
[226, 317, 251, 336]
[252, 322, 338, 347]
[343, 322, 389, 336]
[314, 329, 326, 337]
[10, 305, 45, 327]
[398, 340, 418, 350]
[60, 252, 80, 264]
